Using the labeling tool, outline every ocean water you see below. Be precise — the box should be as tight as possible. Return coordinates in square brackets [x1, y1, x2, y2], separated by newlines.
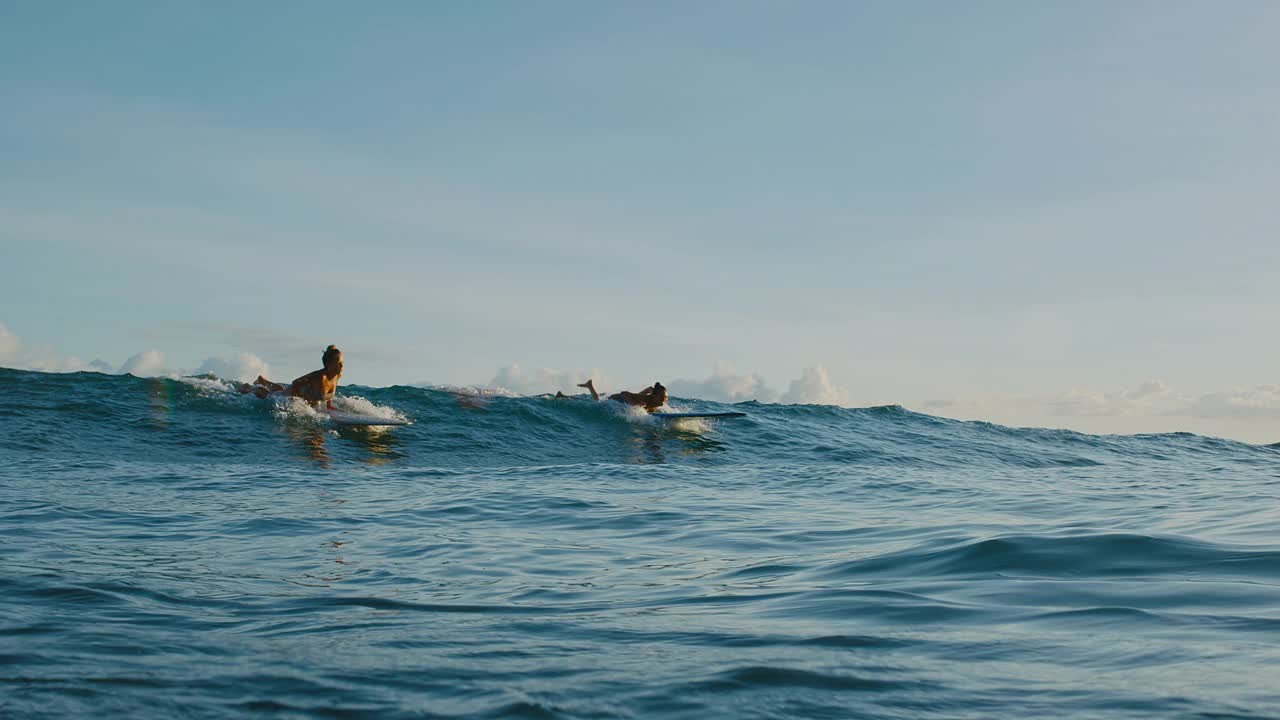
[2, 367, 1279, 719]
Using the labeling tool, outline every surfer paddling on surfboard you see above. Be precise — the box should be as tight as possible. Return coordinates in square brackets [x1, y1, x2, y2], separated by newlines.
[566, 379, 669, 413]
[237, 345, 344, 411]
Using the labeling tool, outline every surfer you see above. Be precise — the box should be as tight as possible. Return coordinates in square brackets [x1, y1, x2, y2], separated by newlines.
[570, 379, 669, 413]
[236, 344, 344, 411]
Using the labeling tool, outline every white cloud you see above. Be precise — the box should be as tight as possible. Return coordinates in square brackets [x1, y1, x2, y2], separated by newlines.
[1181, 385, 1280, 419]
[117, 350, 167, 377]
[668, 363, 779, 404]
[642, 363, 852, 406]
[22, 355, 96, 373]
[780, 365, 851, 406]
[195, 353, 270, 382]
[0, 322, 100, 373]
[923, 379, 1180, 420]
[2, 323, 251, 380]
[1045, 379, 1175, 417]
[918, 379, 1280, 442]
[487, 364, 610, 396]
[0, 323, 18, 362]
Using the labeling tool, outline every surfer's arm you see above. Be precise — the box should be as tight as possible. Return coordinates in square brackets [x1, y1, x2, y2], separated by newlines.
[289, 370, 325, 401]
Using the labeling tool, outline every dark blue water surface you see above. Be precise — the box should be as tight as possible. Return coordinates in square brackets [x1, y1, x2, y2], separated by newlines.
[2, 367, 1279, 718]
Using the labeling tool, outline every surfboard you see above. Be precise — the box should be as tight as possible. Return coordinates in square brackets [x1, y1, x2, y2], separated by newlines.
[326, 410, 410, 427]
[650, 412, 747, 420]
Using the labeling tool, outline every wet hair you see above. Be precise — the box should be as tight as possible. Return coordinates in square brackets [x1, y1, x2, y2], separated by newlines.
[323, 345, 342, 365]
[645, 382, 668, 410]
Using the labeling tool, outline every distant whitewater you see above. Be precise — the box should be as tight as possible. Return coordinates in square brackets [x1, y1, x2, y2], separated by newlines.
[3, 367, 1279, 719]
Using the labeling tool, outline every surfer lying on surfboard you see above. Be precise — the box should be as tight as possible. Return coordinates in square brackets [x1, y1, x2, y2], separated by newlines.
[237, 344, 344, 411]
[561, 379, 668, 413]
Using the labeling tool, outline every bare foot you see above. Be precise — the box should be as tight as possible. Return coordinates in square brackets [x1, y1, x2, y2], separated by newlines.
[576, 379, 600, 400]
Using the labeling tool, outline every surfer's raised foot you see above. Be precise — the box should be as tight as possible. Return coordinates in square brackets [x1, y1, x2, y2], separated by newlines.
[576, 379, 600, 401]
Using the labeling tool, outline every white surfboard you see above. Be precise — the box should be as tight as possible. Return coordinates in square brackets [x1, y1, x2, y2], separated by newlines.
[326, 410, 410, 427]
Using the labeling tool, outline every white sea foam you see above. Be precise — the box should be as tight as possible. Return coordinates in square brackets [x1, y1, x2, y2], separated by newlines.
[331, 395, 409, 424]
[270, 395, 326, 425]
[602, 401, 710, 432]
[668, 363, 851, 406]
[176, 375, 240, 394]
[267, 395, 409, 428]
[420, 383, 523, 399]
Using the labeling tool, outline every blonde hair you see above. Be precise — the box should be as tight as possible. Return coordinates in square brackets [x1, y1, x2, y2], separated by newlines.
[323, 344, 341, 365]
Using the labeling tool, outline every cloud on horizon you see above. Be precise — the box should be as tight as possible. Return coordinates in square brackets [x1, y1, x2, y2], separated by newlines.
[0, 323, 17, 361]
[0, 322, 113, 374]
[626, 363, 853, 406]
[780, 366, 851, 406]
[667, 363, 779, 404]
[486, 364, 613, 396]
[1182, 385, 1280, 420]
[195, 353, 270, 383]
[117, 350, 167, 377]
[1, 322, 273, 383]
[922, 379, 1280, 423]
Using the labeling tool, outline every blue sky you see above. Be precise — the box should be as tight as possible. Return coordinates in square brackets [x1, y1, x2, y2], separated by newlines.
[5, 2, 1280, 440]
